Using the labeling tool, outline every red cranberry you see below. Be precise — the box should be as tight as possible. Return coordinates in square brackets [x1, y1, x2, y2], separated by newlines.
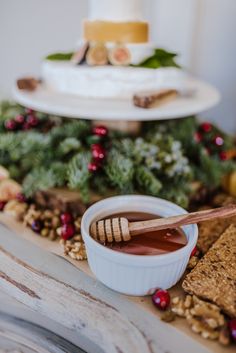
[194, 132, 202, 143]
[15, 114, 25, 124]
[0, 201, 6, 211]
[152, 289, 170, 310]
[88, 161, 100, 172]
[91, 144, 106, 160]
[27, 114, 39, 127]
[16, 192, 27, 203]
[229, 319, 236, 342]
[25, 108, 34, 114]
[60, 212, 73, 225]
[31, 220, 42, 233]
[190, 246, 198, 257]
[92, 125, 108, 137]
[200, 122, 212, 133]
[61, 223, 75, 240]
[22, 122, 32, 130]
[219, 151, 228, 161]
[5, 119, 17, 131]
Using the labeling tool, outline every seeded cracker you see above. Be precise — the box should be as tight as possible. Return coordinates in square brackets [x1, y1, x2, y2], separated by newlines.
[197, 215, 236, 254]
[183, 225, 236, 318]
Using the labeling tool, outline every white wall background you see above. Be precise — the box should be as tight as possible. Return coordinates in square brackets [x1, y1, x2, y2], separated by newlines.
[0, 0, 235, 132]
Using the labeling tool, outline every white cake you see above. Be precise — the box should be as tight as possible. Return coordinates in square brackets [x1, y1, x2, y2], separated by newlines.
[89, 0, 143, 21]
[42, 62, 186, 99]
[42, 0, 189, 100]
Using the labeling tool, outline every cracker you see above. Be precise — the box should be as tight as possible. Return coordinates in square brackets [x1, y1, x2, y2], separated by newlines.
[183, 225, 236, 318]
[197, 215, 236, 254]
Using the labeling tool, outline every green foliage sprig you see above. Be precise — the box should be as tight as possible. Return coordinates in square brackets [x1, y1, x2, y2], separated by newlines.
[45, 52, 74, 61]
[0, 102, 235, 208]
[132, 48, 180, 69]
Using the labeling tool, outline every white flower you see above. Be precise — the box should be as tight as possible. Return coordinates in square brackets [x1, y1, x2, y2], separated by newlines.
[171, 141, 181, 152]
[150, 161, 161, 170]
[164, 155, 172, 163]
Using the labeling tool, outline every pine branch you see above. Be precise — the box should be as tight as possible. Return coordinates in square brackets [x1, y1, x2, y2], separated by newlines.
[22, 162, 68, 197]
[58, 137, 81, 155]
[67, 152, 91, 202]
[135, 166, 162, 195]
[23, 168, 58, 197]
[104, 149, 134, 192]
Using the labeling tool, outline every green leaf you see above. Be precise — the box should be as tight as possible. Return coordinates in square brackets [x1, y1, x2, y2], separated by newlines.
[154, 48, 177, 59]
[137, 57, 162, 69]
[132, 48, 180, 69]
[45, 52, 74, 61]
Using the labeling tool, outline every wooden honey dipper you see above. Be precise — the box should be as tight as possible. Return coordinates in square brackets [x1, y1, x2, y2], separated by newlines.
[90, 204, 236, 243]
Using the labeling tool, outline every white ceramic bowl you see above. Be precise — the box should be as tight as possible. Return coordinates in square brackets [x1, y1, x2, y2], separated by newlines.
[81, 195, 198, 296]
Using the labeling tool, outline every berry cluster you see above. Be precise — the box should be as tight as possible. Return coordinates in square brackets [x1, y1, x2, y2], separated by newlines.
[30, 209, 76, 240]
[194, 122, 228, 160]
[60, 212, 75, 240]
[88, 125, 108, 172]
[4, 108, 39, 131]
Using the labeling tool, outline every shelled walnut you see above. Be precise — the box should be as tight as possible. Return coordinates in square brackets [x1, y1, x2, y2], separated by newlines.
[59, 234, 87, 261]
[171, 295, 227, 343]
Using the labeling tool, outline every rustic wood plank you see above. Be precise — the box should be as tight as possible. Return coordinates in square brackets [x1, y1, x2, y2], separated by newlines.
[0, 222, 211, 353]
[0, 312, 83, 352]
[0, 291, 102, 353]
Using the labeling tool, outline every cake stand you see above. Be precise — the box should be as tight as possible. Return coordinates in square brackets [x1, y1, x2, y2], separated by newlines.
[13, 77, 220, 121]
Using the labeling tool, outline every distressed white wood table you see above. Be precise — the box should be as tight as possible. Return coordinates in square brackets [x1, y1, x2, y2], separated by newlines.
[0, 220, 230, 353]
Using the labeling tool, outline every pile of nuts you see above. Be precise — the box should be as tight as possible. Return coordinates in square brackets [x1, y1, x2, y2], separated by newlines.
[60, 234, 87, 261]
[170, 295, 229, 345]
[152, 287, 233, 346]
[23, 205, 60, 241]
[23, 204, 87, 261]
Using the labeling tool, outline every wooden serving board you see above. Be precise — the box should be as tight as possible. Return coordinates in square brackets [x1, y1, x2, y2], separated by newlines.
[0, 214, 233, 353]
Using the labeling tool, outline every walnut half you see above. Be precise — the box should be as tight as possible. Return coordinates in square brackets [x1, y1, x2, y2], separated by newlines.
[171, 295, 226, 342]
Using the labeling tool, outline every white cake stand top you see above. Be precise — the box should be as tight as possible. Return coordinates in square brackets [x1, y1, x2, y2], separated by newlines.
[13, 78, 220, 121]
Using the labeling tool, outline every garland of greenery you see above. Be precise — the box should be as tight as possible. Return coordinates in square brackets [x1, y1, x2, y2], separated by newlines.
[0, 101, 235, 208]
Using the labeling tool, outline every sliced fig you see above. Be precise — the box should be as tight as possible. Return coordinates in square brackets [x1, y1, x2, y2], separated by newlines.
[108, 44, 131, 66]
[86, 43, 108, 66]
[71, 42, 89, 65]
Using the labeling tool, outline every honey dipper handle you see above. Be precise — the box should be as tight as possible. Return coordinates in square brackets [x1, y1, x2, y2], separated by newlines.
[129, 204, 236, 236]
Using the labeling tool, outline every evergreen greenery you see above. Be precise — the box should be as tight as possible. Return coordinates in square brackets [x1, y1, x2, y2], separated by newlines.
[0, 101, 235, 208]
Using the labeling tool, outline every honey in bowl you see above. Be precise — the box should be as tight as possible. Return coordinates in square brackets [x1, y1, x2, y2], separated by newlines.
[102, 212, 187, 256]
